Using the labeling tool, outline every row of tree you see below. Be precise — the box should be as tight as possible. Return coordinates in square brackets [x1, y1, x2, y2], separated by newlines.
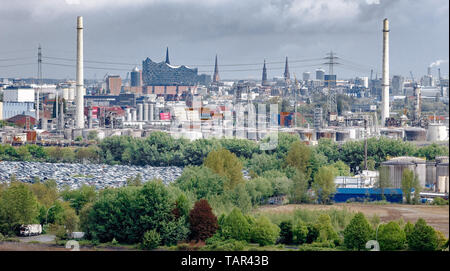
[1, 133, 447, 172]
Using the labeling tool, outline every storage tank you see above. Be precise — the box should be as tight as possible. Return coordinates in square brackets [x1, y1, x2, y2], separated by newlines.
[381, 156, 427, 188]
[436, 156, 449, 193]
[427, 123, 449, 141]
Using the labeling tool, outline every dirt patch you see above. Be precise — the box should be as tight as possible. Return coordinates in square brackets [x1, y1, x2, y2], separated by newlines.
[257, 203, 449, 237]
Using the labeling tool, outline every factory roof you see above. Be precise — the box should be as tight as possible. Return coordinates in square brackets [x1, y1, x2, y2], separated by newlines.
[382, 156, 426, 165]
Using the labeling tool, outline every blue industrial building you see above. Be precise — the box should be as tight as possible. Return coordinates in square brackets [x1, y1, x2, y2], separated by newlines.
[333, 188, 403, 203]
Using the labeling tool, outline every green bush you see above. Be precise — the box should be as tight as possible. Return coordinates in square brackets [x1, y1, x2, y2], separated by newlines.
[377, 221, 406, 251]
[218, 208, 251, 242]
[432, 197, 448, 205]
[407, 218, 438, 251]
[250, 216, 280, 246]
[141, 230, 161, 250]
[343, 212, 374, 251]
[278, 221, 293, 244]
[292, 220, 308, 245]
[202, 238, 246, 251]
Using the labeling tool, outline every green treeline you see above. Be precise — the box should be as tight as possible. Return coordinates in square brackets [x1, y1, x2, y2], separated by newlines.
[1, 132, 448, 172]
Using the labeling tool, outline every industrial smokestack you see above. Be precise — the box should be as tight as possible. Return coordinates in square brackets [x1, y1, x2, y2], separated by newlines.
[75, 16, 84, 129]
[381, 18, 390, 127]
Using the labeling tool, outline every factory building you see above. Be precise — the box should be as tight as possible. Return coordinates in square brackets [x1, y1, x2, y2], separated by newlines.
[2, 86, 36, 119]
[106, 75, 122, 95]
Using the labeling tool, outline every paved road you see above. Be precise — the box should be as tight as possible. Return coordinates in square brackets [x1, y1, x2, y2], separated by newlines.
[18, 234, 56, 243]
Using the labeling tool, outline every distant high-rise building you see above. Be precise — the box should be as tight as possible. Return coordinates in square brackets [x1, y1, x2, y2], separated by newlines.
[106, 75, 122, 95]
[284, 57, 290, 80]
[213, 54, 220, 83]
[130, 67, 142, 87]
[316, 68, 325, 80]
[303, 72, 311, 81]
[392, 75, 404, 95]
[262, 59, 268, 86]
[165, 47, 170, 65]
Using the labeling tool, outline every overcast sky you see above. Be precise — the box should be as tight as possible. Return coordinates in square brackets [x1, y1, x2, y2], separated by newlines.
[0, 0, 448, 81]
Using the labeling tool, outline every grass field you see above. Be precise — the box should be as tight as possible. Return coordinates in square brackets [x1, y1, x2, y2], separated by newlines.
[256, 203, 449, 237]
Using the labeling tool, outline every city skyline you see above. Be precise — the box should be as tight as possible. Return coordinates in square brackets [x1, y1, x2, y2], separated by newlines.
[0, 0, 448, 80]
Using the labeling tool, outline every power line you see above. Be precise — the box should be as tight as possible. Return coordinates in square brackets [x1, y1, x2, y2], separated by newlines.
[42, 55, 324, 68]
[0, 57, 35, 62]
[0, 63, 36, 68]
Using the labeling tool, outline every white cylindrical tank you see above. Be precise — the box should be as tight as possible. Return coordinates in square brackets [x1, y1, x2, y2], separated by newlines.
[143, 103, 149, 121]
[149, 103, 154, 121]
[137, 104, 143, 121]
[132, 109, 137, 121]
[427, 123, 449, 141]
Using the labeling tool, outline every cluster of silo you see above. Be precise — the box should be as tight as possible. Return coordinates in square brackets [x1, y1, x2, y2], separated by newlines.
[381, 156, 427, 188]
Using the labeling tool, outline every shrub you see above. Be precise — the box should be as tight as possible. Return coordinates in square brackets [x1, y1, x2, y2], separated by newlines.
[435, 230, 448, 251]
[250, 216, 280, 246]
[203, 238, 246, 251]
[316, 214, 339, 242]
[218, 208, 251, 242]
[141, 230, 161, 250]
[377, 221, 406, 251]
[343, 212, 374, 250]
[278, 221, 293, 244]
[432, 197, 448, 205]
[306, 223, 320, 244]
[292, 221, 308, 245]
[407, 218, 438, 251]
[189, 199, 218, 241]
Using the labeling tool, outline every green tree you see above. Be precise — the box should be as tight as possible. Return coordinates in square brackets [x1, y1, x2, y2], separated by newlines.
[141, 229, 161, 250]
[343, 212, 374, 250]
[407, 218, 438, 251]
[247, 153, 281, 177]
[315, 138, 340, 163]
[316, 214, 339, 242]
[250, 216, 280, 246]
[278, 221, 293, 244]
[204, 148, 244, 190]
[292, 220, 309, 245]
[377, 166, 391, 200]
[285, 141, 311, 174]
[401, 169, 420, 204]
[0, 183, 39, 235]
[219, 208, 251, 242]
[290, 170, 309, 203]
[85, 180, 178, 244]
[175, 166, 226, 200]
[415, 143, 449, 161]
[60, 185, 97, 214]
[377, 221, 406, 251]
[331, 161, 351, 176]
[126, 174, 143, 186]
[312, 166, 337, 204]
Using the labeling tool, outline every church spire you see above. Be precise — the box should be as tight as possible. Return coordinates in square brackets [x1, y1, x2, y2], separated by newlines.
[213, 54, 220, 83]
[262, 59, 268, 86]
[284, 56, 290, 80]
[165, 47, 170, 64]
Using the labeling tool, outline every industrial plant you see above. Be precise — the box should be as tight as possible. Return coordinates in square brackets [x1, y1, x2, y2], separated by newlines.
[0, 17, 448, 197]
